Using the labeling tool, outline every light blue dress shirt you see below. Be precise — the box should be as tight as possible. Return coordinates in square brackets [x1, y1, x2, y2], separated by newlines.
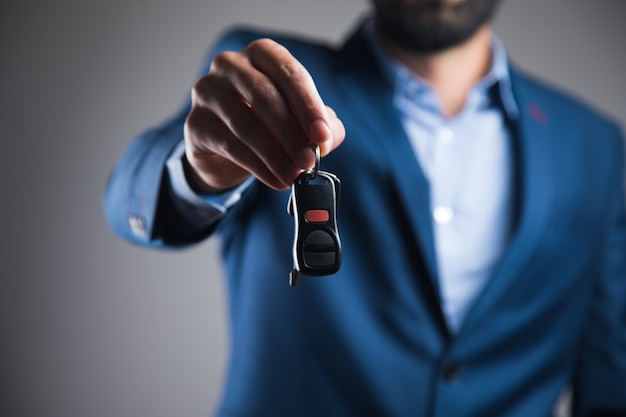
[365, 23, 519, 331]
[168, 25, 520, 332]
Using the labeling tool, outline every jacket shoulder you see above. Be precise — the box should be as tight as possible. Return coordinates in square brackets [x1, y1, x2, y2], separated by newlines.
[510, 64, 622, 137]
[208, 26, 337, 63]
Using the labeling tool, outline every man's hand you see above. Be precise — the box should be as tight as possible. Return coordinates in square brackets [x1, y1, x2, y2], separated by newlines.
[183, 38, 346, 192]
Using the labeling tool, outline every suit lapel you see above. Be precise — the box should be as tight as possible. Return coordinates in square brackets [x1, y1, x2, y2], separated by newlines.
[333, 26, 450, 336]
[459, 70, 557, 336]
[333, 26, 440, 286]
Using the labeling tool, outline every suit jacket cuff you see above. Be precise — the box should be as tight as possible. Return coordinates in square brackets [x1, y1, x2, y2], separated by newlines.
[166, 140, 254, 226]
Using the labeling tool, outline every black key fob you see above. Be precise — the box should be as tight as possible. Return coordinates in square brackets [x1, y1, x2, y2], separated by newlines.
[287, 170, 341, 286]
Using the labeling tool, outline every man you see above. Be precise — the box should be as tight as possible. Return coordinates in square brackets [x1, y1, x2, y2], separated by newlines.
[104, 0, 626, 415]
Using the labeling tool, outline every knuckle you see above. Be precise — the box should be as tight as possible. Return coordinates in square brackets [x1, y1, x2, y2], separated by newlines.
[190, 76, 210, 102]
[184, 108, 202, 133]
[246, 38, 277, 54]
[213, 135, 239, 160]
[279, 59, 306, 82]
[210, 51, 239, 74]
[184, 110, 210, 149]
[247, 79, 279, 107]
[184, 109, 222, 152]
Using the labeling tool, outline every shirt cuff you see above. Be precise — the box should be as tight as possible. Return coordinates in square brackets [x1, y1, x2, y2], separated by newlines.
[166, 141, 254, 225]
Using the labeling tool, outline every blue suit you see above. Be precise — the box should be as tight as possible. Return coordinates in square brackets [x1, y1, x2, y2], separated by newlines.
[104, 22, 626, 417]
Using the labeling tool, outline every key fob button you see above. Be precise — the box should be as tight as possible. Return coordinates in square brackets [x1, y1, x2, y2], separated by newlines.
[305, 209, 330, 223]
[304, 251, 336, 268]
[304, 230, 334, 247]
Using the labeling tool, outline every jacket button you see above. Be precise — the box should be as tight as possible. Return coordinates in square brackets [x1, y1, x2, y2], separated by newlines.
[443, 361, 461, 384]
[128, 214, 147, 238]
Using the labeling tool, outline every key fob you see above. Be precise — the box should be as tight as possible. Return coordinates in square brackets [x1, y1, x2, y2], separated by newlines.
[287, 170, 341, 286]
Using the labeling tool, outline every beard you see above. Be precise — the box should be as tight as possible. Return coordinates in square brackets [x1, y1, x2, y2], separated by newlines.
[372, 0, 502, 53]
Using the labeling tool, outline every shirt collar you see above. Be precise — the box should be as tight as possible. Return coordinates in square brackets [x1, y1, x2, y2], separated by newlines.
[363, 18, 519, 120]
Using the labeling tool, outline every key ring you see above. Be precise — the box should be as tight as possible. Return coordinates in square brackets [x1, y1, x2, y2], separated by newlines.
[310, 144, 320, 179]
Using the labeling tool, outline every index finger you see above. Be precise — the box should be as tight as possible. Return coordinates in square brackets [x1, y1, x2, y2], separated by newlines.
[245, 39, 333, 146]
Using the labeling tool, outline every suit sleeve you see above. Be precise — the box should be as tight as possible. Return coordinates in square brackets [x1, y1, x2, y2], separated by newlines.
[102, 28, 264, 248]
[573, 127, 626, 416]
[103, 108, 209, 247]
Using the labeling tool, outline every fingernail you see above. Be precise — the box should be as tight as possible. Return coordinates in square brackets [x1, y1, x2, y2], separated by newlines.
[296, 146, 315, 169]
[308, 119, 332, 143]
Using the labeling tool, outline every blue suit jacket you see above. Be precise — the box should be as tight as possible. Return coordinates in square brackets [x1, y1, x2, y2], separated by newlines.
[104, 22, 626, 417]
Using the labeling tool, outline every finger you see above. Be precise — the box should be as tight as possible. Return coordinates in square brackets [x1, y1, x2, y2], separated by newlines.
[185, 106, 292, 191]
[210, 50, 316, 171]
[203, 75, 303, 184]
[319, 106, 346, 157]
[220, 94, 305, 186]
[188, 75, 304, 190]
[246, 39, 333, 146]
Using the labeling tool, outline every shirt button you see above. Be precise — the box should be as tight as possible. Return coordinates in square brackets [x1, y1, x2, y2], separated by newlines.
[437, 127, 454, 144]
[443, 361, 461, 384]
[433, 206, 454, 225]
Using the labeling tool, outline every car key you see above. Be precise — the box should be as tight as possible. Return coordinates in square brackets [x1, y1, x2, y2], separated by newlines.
[287, 146, 341, 287]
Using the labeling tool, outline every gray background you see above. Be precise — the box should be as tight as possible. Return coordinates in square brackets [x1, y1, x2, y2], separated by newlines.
[1, 1, 624, 416]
